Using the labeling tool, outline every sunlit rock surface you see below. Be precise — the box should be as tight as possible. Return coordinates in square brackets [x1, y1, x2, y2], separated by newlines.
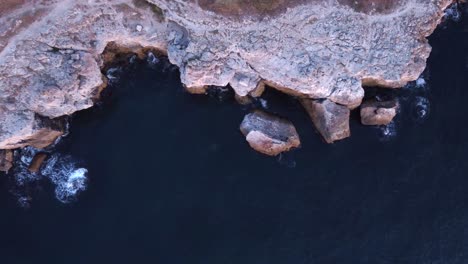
[0, 0, 454, 152]
[240, 110, 301, 156]
[360, 99, 399, 126]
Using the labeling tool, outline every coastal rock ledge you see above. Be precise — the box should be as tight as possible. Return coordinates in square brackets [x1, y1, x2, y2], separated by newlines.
[0, 0, 453, 162]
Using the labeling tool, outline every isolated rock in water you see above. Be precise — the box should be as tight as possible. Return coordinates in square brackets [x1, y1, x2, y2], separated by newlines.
[301, 99, 350, 143]
[28, 152, 48, 173]
[0, 150, 14, 173]
[240, 111, 300, 156]
[361, 99, 399, 126]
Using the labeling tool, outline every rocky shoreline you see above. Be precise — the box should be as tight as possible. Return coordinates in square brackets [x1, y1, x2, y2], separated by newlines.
[0, 0, 458, 171]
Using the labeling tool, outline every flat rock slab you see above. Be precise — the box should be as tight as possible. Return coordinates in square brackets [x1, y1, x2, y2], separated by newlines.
[240, 110, 301, 156]
[301, 99, 350, 143]
[361, 99, 399, 126]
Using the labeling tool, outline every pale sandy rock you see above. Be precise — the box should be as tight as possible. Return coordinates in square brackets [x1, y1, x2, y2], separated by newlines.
[240, 110, 301, 156]
[361, 99, 399, 126]
[301, 99, 350, 143]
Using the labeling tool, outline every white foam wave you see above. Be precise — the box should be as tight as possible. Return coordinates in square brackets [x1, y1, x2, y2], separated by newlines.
[413, 96, 430, 121]
[415, 77, 426, 88]
[445, 4, 462, 22]
[147, 52, 160, 66]
[106, 67, 122, 83]
[379, 122, 397, 141]
[260, 98, 268, 109]
[41, 154, 88, 203]
[11, 147, 88, 206]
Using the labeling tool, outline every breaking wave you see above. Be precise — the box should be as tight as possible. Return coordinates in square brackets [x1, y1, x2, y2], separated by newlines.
[379, 122, 397, 141]
[412, 96, 431, 122]
[11, 147, 88, 206]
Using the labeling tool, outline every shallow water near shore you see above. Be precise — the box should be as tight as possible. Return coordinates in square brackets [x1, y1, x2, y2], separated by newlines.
[1, 12, 468, 264]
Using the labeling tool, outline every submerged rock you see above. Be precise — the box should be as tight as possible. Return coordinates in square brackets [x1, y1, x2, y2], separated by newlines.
[301, 99, 350, 143]
[361, 99, 399, 126]
[0, 150, 14, 173]
[28, 152, 48, 173]
[240, 111, 301, 156]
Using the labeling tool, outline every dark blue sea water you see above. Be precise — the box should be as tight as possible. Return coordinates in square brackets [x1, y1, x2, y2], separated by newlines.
[1, 8, 468, 264]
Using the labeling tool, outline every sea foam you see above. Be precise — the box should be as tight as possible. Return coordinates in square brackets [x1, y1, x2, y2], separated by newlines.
[11, 147, 88, 206]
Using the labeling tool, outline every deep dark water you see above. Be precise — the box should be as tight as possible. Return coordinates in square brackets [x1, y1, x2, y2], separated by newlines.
[2, 11, 468, 264]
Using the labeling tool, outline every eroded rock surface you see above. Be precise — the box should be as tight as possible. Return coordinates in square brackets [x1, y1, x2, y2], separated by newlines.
[361, 99, 399, 126]
[240, 111, 301, 156]
[0, 0, 454, 152]
[154, 0, 452, 108]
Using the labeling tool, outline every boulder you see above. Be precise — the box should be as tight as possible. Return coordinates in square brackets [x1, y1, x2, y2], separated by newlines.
[240, 110, 300, 156]
[301, 99, 350, 143]
[360, 99, 399, 126]
[0, 150, 14, 173]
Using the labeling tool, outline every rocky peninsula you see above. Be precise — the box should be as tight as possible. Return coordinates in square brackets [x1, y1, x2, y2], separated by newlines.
[0, 0, 456, 168]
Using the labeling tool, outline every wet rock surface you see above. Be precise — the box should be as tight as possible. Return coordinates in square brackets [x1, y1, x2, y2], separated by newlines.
[28, 152, 48, 173]
[0, 0, 455, 151]
[240, 110, 301, 156]
[301, 99, 350, 143]
[361, 99, 399, 126]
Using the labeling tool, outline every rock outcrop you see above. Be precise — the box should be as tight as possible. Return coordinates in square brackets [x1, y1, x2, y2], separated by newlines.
[0, 0, 167, 150]
[240, 111, 301, 156]
[301, 99, 350, 143]
[360, 99, 399, 126]
[0, 0, 455, 155]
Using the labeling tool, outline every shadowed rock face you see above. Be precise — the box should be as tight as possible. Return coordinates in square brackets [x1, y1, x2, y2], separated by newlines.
[197, 0, 406, 17]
